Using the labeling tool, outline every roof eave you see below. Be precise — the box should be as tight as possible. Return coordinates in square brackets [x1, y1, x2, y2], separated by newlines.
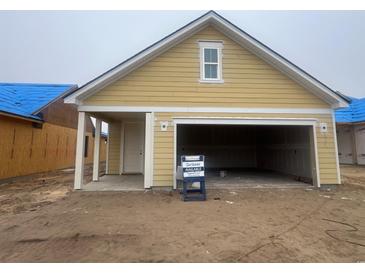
[332, 101, 349, 109]
[0, 111, 43, 123]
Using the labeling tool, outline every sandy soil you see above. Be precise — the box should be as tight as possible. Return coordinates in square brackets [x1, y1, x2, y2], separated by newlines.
[341, 164, 365, 187]
[0, 163, 101, 215]
[0, 165, 364, 262]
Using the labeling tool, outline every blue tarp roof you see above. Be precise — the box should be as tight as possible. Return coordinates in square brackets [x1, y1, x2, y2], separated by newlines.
[0, 83, 76, 121]
[335, 97, 365, 123]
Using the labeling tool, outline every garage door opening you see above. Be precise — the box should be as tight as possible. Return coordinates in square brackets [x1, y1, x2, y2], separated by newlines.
[176, 123, 318, 188]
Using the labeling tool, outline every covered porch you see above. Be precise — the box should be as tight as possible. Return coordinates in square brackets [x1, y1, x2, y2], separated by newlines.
[74, 111, 154, 191]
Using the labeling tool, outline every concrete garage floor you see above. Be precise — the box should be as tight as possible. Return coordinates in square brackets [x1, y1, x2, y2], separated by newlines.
[205, 169, 311, 189]
[83, 175, 144, 191]
[83, 170, 308, 191]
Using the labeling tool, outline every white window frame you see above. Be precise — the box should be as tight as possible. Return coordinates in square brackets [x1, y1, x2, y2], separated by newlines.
[199, 41, 224, 83]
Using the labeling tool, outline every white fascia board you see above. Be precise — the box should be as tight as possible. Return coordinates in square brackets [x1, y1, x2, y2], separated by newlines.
[332, 101, 349, 109]
[78, 105, 332, 114]
[173, 118, 317, 126]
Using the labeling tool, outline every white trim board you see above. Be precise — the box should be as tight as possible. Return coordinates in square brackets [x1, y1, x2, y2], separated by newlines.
[332, 110, 342, 184]
[74, 112, 86, 190]
[105, 125, 110, 174]
[64, 11, 348, 109]
[173, 118, 318, 126]
[119, 122, 125, 175]
[92, 118, 101, 182]
[172, 117, 321, 189]
[78, 105, 332, 114]
[150, 112, 155, 187]
[311, 125, 321, 187]
[144, 113, 153, 188]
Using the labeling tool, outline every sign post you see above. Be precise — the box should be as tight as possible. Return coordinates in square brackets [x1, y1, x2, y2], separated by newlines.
[181, 155, 206, 201]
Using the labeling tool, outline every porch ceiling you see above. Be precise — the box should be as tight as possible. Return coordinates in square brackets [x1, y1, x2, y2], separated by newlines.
[88, 111, 145, 122]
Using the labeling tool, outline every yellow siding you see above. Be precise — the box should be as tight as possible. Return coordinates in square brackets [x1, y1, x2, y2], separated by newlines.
[85, 26, 329, 108]
[107, 121, 121, 174]
[153, 112, 339, 186]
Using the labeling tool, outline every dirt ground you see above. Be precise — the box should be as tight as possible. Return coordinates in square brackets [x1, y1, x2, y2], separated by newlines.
[0, 165, 364, 262]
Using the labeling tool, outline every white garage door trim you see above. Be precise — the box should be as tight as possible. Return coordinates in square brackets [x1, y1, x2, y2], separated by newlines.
[172, 117, 320, 189]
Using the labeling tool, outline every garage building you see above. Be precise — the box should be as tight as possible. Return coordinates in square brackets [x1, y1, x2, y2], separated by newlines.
[64, 11, 349, 190]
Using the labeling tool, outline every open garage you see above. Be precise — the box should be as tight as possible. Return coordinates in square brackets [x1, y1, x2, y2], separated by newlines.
[176, 120, 319, 188]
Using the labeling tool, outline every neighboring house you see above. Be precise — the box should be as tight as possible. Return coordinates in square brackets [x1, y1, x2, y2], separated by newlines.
[0, 83, 107, 180]
[64, 11, 349, 190]
[335, 97, 365, 165]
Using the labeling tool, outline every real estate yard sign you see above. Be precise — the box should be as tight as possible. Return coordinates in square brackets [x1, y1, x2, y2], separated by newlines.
[181, 155, 205, 180]
[181, 155, 206, 201]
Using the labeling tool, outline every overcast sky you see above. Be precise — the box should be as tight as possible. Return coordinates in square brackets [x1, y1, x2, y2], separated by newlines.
[0, 10, 364, 98]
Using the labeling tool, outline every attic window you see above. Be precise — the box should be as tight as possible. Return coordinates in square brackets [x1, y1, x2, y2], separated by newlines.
[199, 41, 223, 83]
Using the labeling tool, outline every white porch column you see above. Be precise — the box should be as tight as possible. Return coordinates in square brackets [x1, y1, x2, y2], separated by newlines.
[105, 123, 109, 174]
[144, 112, 154, 188]
[74, 111, 86, 190]
[92, 118, 101, 181]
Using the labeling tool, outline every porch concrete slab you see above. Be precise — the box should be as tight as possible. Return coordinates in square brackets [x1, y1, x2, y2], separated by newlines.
[83, 174, 144, 191]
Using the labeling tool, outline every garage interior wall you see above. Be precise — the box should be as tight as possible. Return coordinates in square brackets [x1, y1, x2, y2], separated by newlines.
[177, 125, 256, 169]
[256, 126, 312, 179]
[177, 124, 312, 181]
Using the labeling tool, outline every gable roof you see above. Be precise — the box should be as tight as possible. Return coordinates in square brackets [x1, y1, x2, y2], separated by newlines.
[335, 97, 365, 123]
[64, 10, 349, 109]
[0, 83, 77, 122]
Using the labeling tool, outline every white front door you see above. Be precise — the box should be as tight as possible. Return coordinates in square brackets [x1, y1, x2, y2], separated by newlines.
[337, 126, 354, 164]
[123, 122, 144, 173]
